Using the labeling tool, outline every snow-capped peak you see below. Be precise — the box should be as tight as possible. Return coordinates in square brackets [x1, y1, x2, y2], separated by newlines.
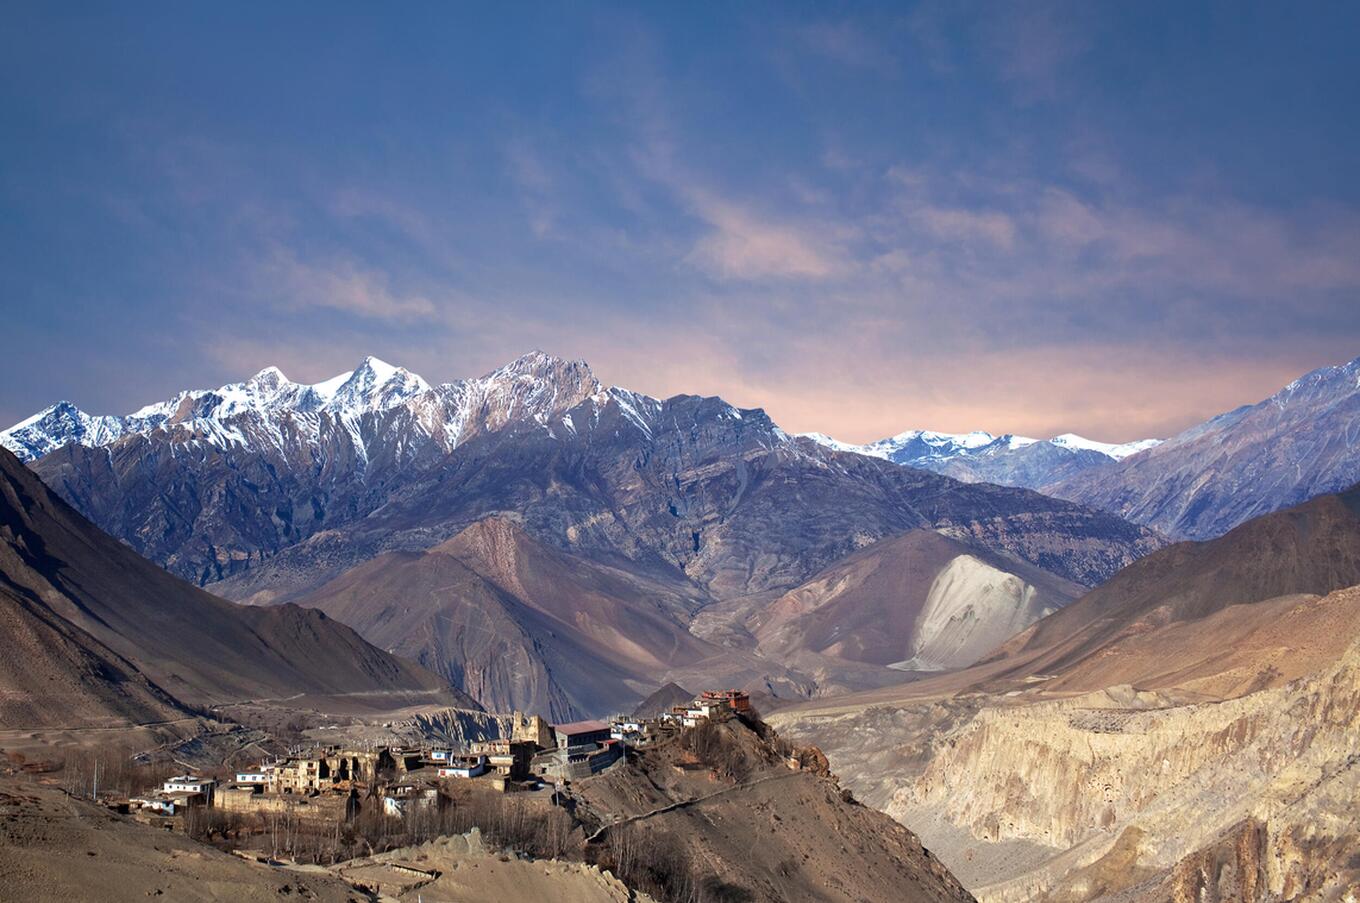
[878, 429, 999, 450]
[323, 356, 431, 414]
[1049, 433, 1162, 460]
[0, 401, 128, 461]
[861, 429, 1010, 461]
[250, 365, 289, 386]
[798, 432, 865, 454]
[306, 369, 353, 403]
[804, 426, 1161, 474]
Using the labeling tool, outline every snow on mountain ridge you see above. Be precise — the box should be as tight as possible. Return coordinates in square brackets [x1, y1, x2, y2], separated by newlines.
[0, 402, 129, 461]
[324, 356, 431, 415]
[0, 352, 662, 463]
[801, 427, 1164, 492]
[1049, 433, 1163, 460]
[807, 428, 1160, 464]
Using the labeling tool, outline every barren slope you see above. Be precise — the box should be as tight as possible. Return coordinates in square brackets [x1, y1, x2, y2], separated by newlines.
[0, 582, 187, 729]
[335, 829, 658, 902]
[981, 483, 1360, 690]
[0, 447, 470, 721]
[0, 777, 358, 901]
[298, 517, 718, 719]
[573, 714, 975, 903]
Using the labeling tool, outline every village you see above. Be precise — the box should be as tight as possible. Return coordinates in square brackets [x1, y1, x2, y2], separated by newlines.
[120, 690, 753, 827]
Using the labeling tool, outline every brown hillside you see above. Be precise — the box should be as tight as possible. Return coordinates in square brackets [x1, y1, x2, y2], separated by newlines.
[299, 516, 718, 719]
[0, 447, 468, 724]
[573, 714, 974, 903]
[0, 581, 186, 729]
[982, 483, 1360, 688]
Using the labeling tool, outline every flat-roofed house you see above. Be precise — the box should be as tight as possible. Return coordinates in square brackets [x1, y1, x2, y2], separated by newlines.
[436, 755, 488, 779]
[234, 769, 272, 789]
[162, 775, 216, 806]
[552, 720, 612, 751]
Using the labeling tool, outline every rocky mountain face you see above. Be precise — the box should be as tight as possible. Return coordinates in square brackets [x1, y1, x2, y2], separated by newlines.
[5, 352, 606, 586]
[897, 600, 1360, 901]
[5, 353, 1160, 596]
[809, 354, 1360, 545]
[0, 447, 470, 728]
[804, 430, 1161, 492]
[0, 353, 1163, 714]
[769, 485, 1360, 900]
[1049, 354, 1360, 539]
[297, 517, 719, 720]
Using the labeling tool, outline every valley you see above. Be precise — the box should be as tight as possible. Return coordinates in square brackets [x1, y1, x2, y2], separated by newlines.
[770, 487, 1360, 898]
[4, 351, 1360, 902]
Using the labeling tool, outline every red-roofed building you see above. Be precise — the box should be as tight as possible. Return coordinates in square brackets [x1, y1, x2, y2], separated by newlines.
[551, 719, 612, 751]
[701, 689, 751, 713]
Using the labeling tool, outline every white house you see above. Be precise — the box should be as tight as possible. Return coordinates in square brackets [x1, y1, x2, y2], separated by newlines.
[437, 755, 487, 779]
[162, 775, 216, 805]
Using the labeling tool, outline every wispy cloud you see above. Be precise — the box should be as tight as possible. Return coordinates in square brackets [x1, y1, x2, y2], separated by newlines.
[259, 247, 437, 322]
[504, 138, 560, 238]
[983, 2, 1096, 103]
[328, 188, 443, 251]
[905, 0, 1096, 104]
[684, 192, 845, 281]
[912, 205, 1017, 251]
[878, 165, 1360, 305]
[795, 20, 898, 75]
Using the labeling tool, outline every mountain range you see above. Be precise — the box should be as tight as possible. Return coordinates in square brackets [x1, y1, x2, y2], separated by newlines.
[5, 347, 1360, 899]
[807, 353, 1360, 540]
[0, 352, 1166, 716]
[804, 429, 1161, 489]
[0, 352, 1156, 587]
[5, 351, 1358, 718]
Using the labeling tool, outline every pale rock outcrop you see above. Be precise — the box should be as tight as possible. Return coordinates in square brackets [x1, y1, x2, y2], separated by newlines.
[901, 555, 1057, 671]
[891, 612, 1360, 900]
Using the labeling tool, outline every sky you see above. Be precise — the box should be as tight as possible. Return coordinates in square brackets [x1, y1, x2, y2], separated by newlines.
[3, 2, 1359, 443]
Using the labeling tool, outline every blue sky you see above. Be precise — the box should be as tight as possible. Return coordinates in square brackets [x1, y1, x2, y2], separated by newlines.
[3, 2, 1359, 441]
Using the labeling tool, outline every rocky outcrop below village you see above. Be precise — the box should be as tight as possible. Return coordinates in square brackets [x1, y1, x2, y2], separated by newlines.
[775, 592, 1360, 900]
[906, 632, 1360, 898]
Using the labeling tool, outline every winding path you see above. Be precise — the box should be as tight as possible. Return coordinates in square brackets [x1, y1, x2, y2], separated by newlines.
[584, 770, 804, 843]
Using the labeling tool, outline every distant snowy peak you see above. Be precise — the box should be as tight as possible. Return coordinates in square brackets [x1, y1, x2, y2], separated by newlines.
[799, 432, 865, 455]
[324, 356, 431, 415]
[119, 358, 432, 426]
[807, 428, 1159, 463]
[0, 351, 649, 462]
[0, 402, 128, 462]
[868, 429, 1009, 459]
[1049, 434, 1163, 461]
[804, 429, 1037, 463]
